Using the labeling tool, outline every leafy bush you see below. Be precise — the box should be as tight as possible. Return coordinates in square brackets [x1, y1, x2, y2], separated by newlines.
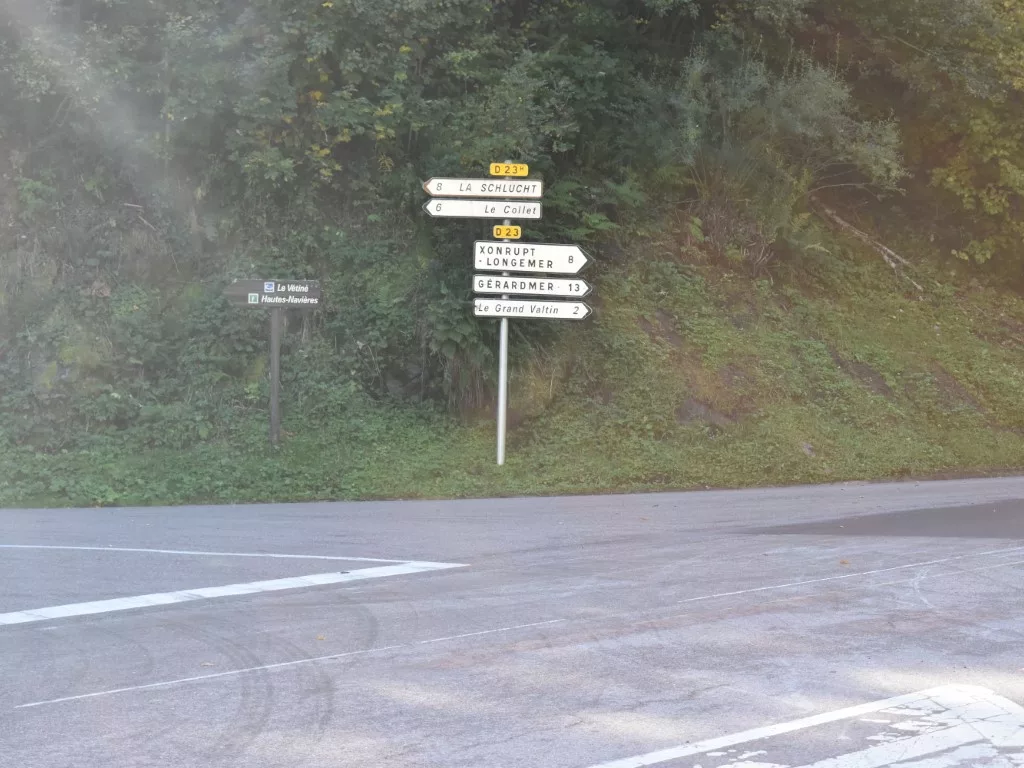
[653, 32, 904, 270]
[812, 0, 1024, 271]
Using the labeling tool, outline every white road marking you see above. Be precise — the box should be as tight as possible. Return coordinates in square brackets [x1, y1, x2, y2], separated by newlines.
[416, 619, 566, 644]
[15, 619, 565, 708]
[15, 646, 402, 708]
[676, 544, 1024, 605]
[0, 561, 466, 626]
[582, 685, 1024, 768]
[11, 541, 1014, 633]
[0, 544, 409, 562]
[792, 724, 987, 767]
[578, 555, 1024, 637]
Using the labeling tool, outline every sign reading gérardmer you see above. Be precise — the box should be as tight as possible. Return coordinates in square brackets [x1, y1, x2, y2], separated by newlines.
[473, 274, 591, 298]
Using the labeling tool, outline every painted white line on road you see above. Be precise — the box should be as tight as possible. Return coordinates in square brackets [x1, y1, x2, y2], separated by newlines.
[0, 544, 410, 563]
[676, 544, 1024, 605]
[0, 561, 466, 626]
[582, 685, 1024, 768]
[788, 725, 984, 767]
[868, 557, 1024, 592]
[655, 556, 1024, 624]
[417, 619, 566, 644]
[15, 619, 564, 708]
[15, 646, 403, 708]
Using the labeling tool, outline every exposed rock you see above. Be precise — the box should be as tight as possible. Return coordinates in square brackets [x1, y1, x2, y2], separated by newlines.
[675, 398, 733, 429]
[930, 364, 984, 412]
[828, 348, 894, 398]
[637, 309, 685, 349]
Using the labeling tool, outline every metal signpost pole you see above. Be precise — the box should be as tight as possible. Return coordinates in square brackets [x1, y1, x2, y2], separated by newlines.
[497, 216, 511, 466]
[269, 307, 282, 446]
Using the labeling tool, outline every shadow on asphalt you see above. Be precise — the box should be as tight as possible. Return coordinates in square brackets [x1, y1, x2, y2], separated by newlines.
[738, 499, 1024, 539]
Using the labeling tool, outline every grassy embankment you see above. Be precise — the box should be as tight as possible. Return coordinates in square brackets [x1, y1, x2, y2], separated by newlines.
[5, 227, 1024, 507]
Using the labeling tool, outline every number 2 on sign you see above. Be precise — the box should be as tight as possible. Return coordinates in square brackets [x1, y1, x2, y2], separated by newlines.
[493, 225, 521, 239]
[489, 163, 529, 177]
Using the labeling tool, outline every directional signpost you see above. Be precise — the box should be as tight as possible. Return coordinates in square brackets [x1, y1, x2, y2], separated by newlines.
[423, 178, 543, 198]
[223, 279, 322, 446]
[474, 241, 590, 274]
[472, 275, 591, 298]
[474, 299, 592, 319]
[422, 199, 542, 219]
[421, 162, 595, 466]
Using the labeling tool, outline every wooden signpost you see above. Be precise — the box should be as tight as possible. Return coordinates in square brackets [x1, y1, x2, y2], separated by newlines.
[223, 279, 322, 446]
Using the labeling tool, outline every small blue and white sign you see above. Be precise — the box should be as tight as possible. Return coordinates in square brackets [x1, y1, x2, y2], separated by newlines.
[248, 293, 259, 304]
[263, 281, 276, 293]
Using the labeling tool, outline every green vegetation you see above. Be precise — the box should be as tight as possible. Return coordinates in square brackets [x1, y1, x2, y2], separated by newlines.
[3, 1, 1024, 507]
[7, 237, 1024, 507]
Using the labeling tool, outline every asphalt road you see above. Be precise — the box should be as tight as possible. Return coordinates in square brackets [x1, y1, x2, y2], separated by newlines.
[2, 477, 1024, 767]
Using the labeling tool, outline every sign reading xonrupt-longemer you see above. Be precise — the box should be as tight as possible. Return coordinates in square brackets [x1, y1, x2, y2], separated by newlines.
[473, 241, 591, 274]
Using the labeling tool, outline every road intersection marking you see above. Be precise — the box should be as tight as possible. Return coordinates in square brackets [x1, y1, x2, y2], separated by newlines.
[584, 685, 1024, 768]
[0, 545, 466, 626]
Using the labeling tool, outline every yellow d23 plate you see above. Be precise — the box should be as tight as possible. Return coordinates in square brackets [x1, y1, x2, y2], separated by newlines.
[489, 162, 529, 177]
[492, 225, 522, 239]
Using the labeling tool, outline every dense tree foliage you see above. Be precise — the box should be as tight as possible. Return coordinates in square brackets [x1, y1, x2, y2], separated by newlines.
[811, 0, 1024, 267]
[0, 0, 1017, 453]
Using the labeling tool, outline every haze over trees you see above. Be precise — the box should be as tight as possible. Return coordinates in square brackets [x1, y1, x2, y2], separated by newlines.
[3, 0, 1024, 504]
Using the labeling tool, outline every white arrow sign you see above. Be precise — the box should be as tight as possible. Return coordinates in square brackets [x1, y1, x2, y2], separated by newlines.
[473, 274, 591, 298]
[422, 199, 542, 220]
[474, 299, 591, 320]
[474, 241, 590, 274]
[423, 178, 543, 198]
